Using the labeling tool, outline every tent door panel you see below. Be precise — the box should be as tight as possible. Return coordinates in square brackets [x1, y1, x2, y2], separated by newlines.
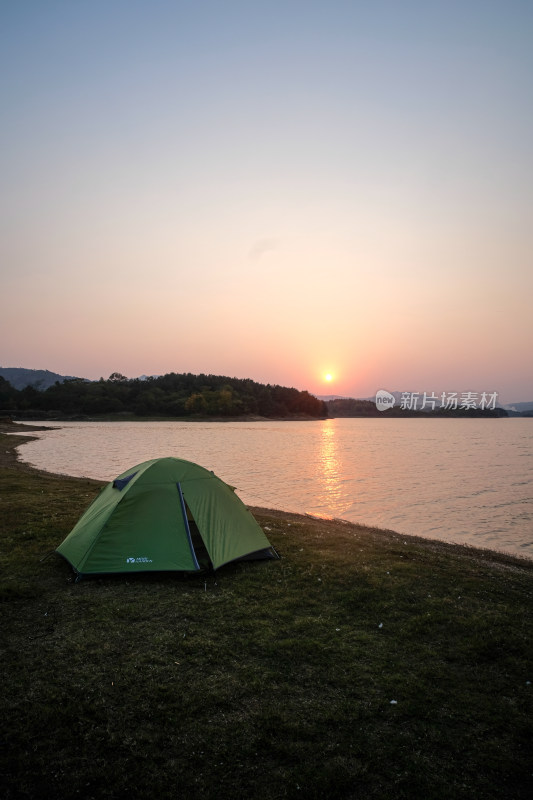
[186, 514, 211, 568]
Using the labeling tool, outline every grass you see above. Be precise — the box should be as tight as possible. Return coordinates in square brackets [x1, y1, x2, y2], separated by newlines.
[1, 426, 533, 799]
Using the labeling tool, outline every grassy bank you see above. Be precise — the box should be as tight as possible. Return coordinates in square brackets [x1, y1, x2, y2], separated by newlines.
[1, 424, 532, 799]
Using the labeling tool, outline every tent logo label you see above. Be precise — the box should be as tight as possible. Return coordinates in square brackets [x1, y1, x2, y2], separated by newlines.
[126, 557, 153, 564]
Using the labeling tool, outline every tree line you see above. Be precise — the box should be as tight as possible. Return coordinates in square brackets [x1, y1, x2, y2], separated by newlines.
[326, 397, 508, 417]
[0, 372, 327, 420]
[0, 373, 512, 420]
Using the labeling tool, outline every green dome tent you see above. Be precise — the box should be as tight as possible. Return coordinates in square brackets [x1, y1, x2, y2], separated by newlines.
[56, 457, 277, 579]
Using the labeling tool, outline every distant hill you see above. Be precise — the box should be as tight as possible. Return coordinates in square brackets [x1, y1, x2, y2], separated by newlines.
[504, 400, 533, 413]
[325, 396, 508, 418]
[0, 367, 80, 391]
[315, 394, 349, 401]
[0, 370, 327, 420]
[2, 368, 530, 419]
[325, 391, 530, 416]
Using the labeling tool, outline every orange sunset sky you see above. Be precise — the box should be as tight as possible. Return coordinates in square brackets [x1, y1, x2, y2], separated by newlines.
[1, 1, 532, 404]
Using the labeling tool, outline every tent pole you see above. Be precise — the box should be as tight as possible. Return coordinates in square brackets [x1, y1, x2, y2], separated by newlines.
[177, 482, 200, 570]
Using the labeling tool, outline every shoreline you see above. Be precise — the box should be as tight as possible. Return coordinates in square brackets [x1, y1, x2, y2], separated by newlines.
[4, 413, 326, 423]
[6, 410, 525, 423]
[2, 418, 531, 573]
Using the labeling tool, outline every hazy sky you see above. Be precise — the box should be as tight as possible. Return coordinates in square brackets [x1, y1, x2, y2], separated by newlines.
[1, 0, 532, 403]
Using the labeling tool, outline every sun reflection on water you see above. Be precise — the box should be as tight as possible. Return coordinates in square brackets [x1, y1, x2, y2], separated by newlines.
[315, 420, 348, 512]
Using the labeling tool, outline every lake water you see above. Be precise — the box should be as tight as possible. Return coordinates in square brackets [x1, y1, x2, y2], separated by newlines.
[17, 418, 533, 559]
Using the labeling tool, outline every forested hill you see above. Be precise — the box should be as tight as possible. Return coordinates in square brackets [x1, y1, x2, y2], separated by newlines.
[0, 372, 327, 420]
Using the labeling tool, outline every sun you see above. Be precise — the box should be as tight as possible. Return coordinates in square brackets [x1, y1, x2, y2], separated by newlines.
[324, 373, 333, 383]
